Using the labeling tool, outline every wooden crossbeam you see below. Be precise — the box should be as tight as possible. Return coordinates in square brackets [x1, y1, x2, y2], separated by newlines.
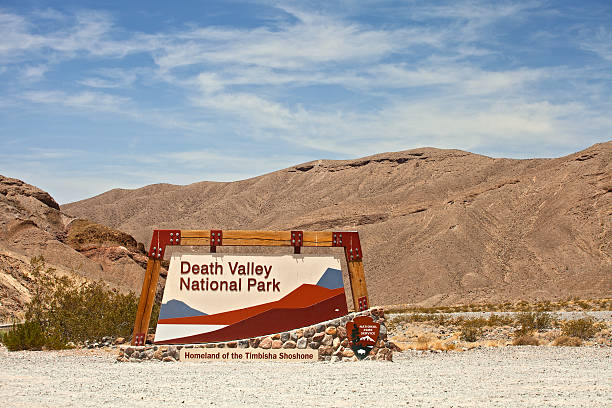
[131, 229, 369, 346]
[180, 230, 334, 246]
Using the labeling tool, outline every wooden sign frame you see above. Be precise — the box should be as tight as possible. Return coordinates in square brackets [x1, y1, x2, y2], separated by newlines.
[131, 229, 369, 346]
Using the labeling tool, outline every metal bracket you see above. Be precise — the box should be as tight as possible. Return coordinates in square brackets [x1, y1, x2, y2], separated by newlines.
[210, 229, 222, 253]
[291, 230, 303, 254]
[148, 229, 181, 259]
[358, 296, 368, 311]
[133, 333, 146, 346]
[332, 231, 362, 261]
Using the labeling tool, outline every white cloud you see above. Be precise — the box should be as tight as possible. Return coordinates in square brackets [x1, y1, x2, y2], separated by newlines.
[0, 11, 45, 59]
[22, 90, 131, 111]
[193, 92, 296, 130]
[20, 64, 49, 81]
[0, 147, 83, 161]
[152, 18, 414, 72]
[580, 27, 612, 61]
[78, 68, 138, 88]
[410, 1, 539, 21]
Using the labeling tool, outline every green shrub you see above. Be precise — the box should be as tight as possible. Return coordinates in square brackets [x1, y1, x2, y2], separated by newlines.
[1, 321, 46, 351]
[149, 302, 160, 331]
[561, 317, 601, 339]
[3, 256, 158, 350]
[514, 311, 556, 336]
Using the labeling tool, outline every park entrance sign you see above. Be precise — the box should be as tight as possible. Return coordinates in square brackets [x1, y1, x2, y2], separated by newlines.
[131, 230, 370, 346]
[155, 253, 347, 344]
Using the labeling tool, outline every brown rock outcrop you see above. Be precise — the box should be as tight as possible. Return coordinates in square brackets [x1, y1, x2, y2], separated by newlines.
[0, 175, 149, 322]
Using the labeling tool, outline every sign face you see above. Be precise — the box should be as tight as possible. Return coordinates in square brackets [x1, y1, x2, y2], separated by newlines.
[180, 348, 317, 362]
[346, 316, 380, 360]
[155, 253, 348, 344]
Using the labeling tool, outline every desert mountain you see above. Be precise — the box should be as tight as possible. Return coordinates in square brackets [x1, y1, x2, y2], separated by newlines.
[0, 175, 151, 322]
[63, 142, 612, 307]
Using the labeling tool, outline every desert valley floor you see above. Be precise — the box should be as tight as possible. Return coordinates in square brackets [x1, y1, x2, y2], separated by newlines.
[1, 346, 610, 408]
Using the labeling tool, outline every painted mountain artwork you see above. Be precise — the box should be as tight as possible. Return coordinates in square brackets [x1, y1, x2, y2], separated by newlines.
[154, 254, 348, 344]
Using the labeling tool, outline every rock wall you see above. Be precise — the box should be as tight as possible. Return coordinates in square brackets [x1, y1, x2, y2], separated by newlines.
[118, 308, 398, 362]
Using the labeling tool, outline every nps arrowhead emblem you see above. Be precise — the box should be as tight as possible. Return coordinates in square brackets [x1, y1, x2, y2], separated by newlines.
[346, 315, 380, 360]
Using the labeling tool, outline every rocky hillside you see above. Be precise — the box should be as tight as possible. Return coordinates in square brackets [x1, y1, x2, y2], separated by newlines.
[61, 142, 611, 307]
[0, 176, 151, 322]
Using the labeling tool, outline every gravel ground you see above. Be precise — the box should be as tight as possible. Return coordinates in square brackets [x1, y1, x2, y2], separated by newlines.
[1, 346, 610, 407]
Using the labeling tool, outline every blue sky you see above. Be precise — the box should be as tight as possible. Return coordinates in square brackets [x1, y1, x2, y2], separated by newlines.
[0, 0, 611, 203]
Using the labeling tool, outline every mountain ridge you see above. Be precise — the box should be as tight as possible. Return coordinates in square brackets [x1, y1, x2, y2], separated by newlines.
[61, 142, 612, 306]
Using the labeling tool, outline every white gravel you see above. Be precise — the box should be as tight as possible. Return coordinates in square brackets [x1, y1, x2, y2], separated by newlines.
[1, 346, 610, 407]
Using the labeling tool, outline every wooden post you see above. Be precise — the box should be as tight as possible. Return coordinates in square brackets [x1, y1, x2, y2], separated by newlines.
[139, 259, 161, 337]
[131, 257, 160, 345]
[346, 260, 369, 311]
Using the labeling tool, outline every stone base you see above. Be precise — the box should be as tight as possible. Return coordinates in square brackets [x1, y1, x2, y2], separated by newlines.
[117, 308, 397, 362]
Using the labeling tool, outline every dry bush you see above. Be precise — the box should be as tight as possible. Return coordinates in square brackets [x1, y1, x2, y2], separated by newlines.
[561, 317, 601, 339]
[387, 315, 412, 332]
[385, 298, 611, 315]
[430, 340, 445, 350]
[552, 336, 582, 347]
[486, 314, 514, 326]
[431, 314, 449, 325]
[414, 335, 433, 350]
[409, 313, 433, 323]
[483, 340, 504, 348]
[428, 339, 458, 351]
[512, 335, 540, 346]
[388, 313, 451, 331]
[459, 321, 482, 342]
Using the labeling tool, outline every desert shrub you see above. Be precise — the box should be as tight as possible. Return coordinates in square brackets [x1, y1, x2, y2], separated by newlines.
[1, 321, 46, 351]
[453, 314, 513, 328]
[535, 300, 553, 311]
[432, 314, 449, 326]
[575, 300, 590, 310]
[459, 319, 483, 342]
[387, 313, 450, 331]
[561, 317, 601, 339]
[514, 311, 556, 336]
[149, 302, 160, 331]
[516, 300, 530, 311]
[3, 256, 155, 350]
[485, 314, 514, 326]
[408, 313, 431, 323]
[552, 336, 582, 347]
[512, 335, 539, 346]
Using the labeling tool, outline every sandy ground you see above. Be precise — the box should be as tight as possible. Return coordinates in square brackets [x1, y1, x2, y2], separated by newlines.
[0, 346, 610, 407]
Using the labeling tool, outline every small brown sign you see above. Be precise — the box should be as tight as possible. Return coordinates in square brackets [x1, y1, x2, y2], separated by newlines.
[346, 315, 380, 360]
